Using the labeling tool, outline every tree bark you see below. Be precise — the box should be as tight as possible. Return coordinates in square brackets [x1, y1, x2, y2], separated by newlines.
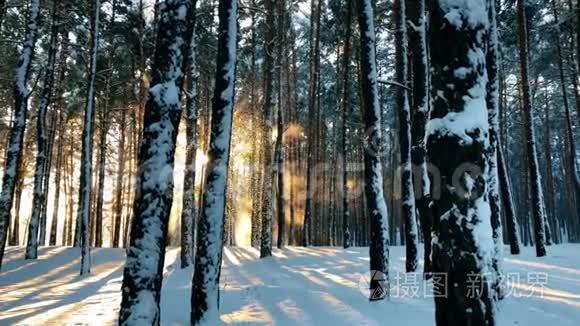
[357, 0, 390, 301]
[394, 0, 418, 273]
[180, 33, 199, 268]
[0, 0, 41, 270]
[407, 0, 432, 277]
[497, 146, 521, 255]
[517, 0, 547, 257]
[259, 0, 276, 258]
[119, 0, 196, 323]
[303, 0, 322, 247]
[190, 0, 237, 323]
[340, 0, 353, 249]
[428, 0, 497, 323]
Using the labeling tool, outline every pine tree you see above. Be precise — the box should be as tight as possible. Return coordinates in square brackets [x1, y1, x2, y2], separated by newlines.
[517, 0, 547, 257]
[259, 0, 276, 258]
[191, 0, 238, 323]
[76, 0, 101, 275]
[486, 0, 505, 300]
[118, 0, 196, 323]
[181, 32, 199, 268]
[340, 0, 353, 249]
[497, 146, 521, 254]
[303, 0, 323, 247]
[394, 0, 418, 273]
[357, 0, 390, 302]
[428, 0, 496, 323]
[0, 0, 41, 270]
[407, 0, 432, 277]
[25, 0, 60, 258]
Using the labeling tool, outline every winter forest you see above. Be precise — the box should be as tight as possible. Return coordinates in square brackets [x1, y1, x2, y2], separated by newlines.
[0, 0, 580, 325]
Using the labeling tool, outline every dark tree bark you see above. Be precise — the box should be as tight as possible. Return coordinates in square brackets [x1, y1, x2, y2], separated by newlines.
[517, 0, 547, 257]
[303, 0, 322, 247]
[497, 146, 521, 255]
[259, 0, 276, 258]
[181, 34, 199, 268]
[357, 0, 390, 302]
[407, 0, 432, 277]
[112, 109, 126, 248]
[275, 0, 287, 250]
[428, 0, 497, 324]
[76, 0, 101, 275]
[50, 111, 65, 246]
[394, 0, 418, 273]
[0, 0, 41, 270]
[190, 0, 237, 323]
[118, 0, 196, 323]
[25, 0, 60, 258]
[543, 91, 557, 244]
[340, 0, 353, 249]
[485, 0, 504, 300]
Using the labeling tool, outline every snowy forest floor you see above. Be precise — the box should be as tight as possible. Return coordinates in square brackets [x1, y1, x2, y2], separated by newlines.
[1, 245, 580, 325]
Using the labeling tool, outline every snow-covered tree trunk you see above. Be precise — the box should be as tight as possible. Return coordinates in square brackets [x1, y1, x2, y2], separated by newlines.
[118, 0, 196, 323]
[427, 0, 496, 324]
[181, 34, 199, 268]
[259, 0, 275, 258]
[190, 0, 237, 323]
[357, 0, 390, 301]
[0, 0, 41, 270]
[407, 0, 432, 277]
[394, 0, 418, 273]
[25, 0, 60, 259]
[517, 0, 547, 257]
[76, 0, 101, 275]
[497, 146, 521, 254]
[485, 0, 504, 300]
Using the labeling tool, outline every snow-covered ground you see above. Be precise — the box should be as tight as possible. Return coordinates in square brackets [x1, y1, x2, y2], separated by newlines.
[1, 245, 579, 325]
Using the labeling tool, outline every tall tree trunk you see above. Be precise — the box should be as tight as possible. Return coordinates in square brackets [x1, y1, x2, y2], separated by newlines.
[275, 0, 287, 250]
[119, 0, 196, 323]
[180, 34, 199, 268]
[0, 0, 6, 32]
[497, 146, 521, 254]
[428, 0, 496, 324]
[50, 111, 65, 246]
[259, 0, 276, 258]
[357, 0, 390, 301]
[486, 0, 504, 300]
[0, 0, 41, 270]
[26, 0, 59, 256]
[543, 91, 557, 244]
[394, 0, 418, 273]
[9, 173, 24, 246]
[190, 0, 237, 323]
[303, 0, 322, 247]
[112, 109, 126, 248]
[76, 0, 101, 275]
[340, 0, 353, 249]
[517, 0, 547, 257]
[407, 0, 432, 277]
